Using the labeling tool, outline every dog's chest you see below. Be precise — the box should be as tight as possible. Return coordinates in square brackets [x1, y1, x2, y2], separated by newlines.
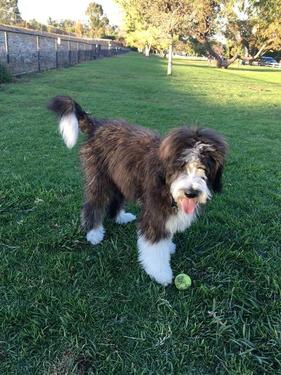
[165, 210, 195, 235]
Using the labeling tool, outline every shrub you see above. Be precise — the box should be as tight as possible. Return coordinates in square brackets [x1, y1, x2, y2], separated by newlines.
[0, 63, 12, 83]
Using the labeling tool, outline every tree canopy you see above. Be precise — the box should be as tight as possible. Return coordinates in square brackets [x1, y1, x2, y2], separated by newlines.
[0, 1, 118, 40]
[0, 0, 22, 24]
[116, 0, 281, 70]
[86, 2, 111, 38]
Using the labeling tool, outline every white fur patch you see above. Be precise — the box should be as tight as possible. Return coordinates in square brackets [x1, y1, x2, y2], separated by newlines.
[181, 142, 215, 163]
[137, 235, 173, 286]
[86, 226, 105, 245]
[170, 172, 211, 205]
[115, 210, 136, 224]
[59, 113, 79, 149]
[166, 209, 196, 235]
[169, 241, 176, 255]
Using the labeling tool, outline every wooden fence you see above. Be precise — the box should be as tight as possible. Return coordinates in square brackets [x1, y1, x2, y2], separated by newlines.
[0, 25, 128, 75]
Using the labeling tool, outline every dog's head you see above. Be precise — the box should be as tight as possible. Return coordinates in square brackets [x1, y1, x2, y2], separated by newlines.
[159, 128, 227, 214]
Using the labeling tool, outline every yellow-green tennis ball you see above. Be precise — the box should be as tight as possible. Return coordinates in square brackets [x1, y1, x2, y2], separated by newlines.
[175, 273, 192, 290]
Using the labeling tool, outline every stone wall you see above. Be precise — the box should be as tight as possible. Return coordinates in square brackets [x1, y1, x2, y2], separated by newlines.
[0, 25, 127, 75]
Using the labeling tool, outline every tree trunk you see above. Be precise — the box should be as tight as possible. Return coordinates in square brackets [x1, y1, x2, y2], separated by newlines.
[240, 39, 274, 65]
[201, 38, 238, 68]
[221, 53, 239, 68]
[167, 42, 173, 76]
[144, 43, 151, 57]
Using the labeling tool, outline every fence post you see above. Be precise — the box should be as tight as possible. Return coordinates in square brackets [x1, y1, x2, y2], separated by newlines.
[91, 43, 94, 60]
[108, 41, 111, 57]
[68, 40, 71, 65]
[55, 39, 58, 68]
[4, 31, 9, 64]
[77, 42, 80, 63]
[36, 36, 41, 72]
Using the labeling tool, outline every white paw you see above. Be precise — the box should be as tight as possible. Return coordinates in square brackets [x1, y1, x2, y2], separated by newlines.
[148, 264, 173, 286]
[169, 242, 176, 255]
[86, 226, 105, 245]
[115, 210, 136, 224]
[137, 235, 173, 286]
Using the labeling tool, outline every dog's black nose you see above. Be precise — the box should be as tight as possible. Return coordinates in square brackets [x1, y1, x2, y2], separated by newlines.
[184, 189, 200, 198]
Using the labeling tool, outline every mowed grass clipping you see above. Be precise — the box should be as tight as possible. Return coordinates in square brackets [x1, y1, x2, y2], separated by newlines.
[1, 53, 281, 374]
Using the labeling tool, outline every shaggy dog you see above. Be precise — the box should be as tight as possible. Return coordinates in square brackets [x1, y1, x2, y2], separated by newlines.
[48, 96, 227, 286]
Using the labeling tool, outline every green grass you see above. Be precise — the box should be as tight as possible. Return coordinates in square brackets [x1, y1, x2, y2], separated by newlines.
[0, 63, 12, 84]
[1, 53, 281, 374]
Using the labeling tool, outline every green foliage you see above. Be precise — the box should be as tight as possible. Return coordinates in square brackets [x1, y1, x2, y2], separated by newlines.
[253, 0, 281, 53]
[178, 37, 209, 56]
[117, 0, 189, 53]
[1, 53, 281, 374]
[25, 18, 48, 32]
[0, 62, 12, 83]
[0, 2, 117, 40]
[44, 2, 118, 39]
[0, 0, 22, 25]
[46, 17, 84, 36]
[125, 26, 162, 52]
[86, 2, 110, 38]
[117, 0, 281, 68]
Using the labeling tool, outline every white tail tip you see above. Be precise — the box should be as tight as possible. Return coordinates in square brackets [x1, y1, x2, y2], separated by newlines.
[59, 113, 79, 149]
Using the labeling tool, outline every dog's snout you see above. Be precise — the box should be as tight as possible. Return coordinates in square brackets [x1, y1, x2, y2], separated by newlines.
[184, 188, 200, 199]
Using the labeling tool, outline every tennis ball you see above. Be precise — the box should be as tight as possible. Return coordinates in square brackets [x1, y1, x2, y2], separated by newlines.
[175, 273, 192, 290]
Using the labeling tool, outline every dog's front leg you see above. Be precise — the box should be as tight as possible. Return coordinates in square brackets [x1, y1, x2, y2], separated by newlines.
[137, 234, 174, 286]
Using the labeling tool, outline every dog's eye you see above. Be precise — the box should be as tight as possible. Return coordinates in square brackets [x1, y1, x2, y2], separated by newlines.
[179, 161, 187, 169]
[197, 167, 207, 174]
[197, 167, 208, 180]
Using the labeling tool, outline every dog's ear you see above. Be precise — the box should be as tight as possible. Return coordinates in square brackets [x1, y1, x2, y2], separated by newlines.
[159, 128, 195, 163]
[198, 128, 228, 193]
[211, 164, 224, 193]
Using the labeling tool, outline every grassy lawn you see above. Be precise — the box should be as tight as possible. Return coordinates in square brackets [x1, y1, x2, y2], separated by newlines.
[1, 52, 281, 374]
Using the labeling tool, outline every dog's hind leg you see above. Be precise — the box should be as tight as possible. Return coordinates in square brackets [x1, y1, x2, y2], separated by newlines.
[81, 173, 111, 245]
[107, 189, 136, 225]
[82, 200, 105, 245]
[115, 209, 136, 224]
[107, 189, 124, 219]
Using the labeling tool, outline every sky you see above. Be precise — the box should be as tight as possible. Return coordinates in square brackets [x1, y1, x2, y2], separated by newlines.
[18, 0, 123, 26]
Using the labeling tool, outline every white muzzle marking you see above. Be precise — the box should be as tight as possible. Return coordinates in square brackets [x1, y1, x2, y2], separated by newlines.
[170, 171, 211, 205]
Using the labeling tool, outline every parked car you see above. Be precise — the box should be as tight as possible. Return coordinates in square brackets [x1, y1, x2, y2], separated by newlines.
[258, 56, 279, 67]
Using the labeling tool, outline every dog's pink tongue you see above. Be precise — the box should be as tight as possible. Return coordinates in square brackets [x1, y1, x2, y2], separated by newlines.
[180, 197, 197, 214]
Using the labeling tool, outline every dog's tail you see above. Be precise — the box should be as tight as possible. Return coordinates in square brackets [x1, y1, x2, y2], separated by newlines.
[48, 96, 94, 149]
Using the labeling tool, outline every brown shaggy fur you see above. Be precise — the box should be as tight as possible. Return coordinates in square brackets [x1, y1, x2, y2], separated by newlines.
[48, 96, 227, 243]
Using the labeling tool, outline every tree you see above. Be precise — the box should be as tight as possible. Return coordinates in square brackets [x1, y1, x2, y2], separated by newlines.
[117, 0, 190, 74]
[146, 0, 189, 75]
[180, 0, 238, 68]
[125, 26, 162, 56]
[175, 37, 209, 57]
[0, 0, 22, 25]
[239, 0, 281, 63]
[25, 19, 47, 32]
[62, 19, 76, 34]
[75, 20, 84, 37]
[46, 18, 83, 36]
[86, 2, 110, 38]
[47, 18, 66, 35]
[117, 0, 281, 70]
[116, 0, 158, 56]
[184, 0, 281, 68]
